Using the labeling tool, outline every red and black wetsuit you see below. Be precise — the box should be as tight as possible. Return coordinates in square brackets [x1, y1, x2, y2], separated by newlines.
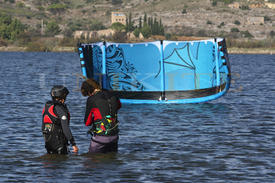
[84, 90, 121, 153]
[42, 101, 76, 154]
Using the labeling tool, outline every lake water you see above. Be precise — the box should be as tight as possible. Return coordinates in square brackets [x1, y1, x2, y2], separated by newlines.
[0, 52, 274, 182]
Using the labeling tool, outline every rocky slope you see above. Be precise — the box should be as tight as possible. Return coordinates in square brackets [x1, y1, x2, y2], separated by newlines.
[0, 0, 274, 39]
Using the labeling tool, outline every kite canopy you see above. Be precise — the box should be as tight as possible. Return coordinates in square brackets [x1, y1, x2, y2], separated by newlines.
[78, 38, 231, 104]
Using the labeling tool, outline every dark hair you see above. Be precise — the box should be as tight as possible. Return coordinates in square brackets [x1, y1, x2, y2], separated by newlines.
[81, 79, 101, 96]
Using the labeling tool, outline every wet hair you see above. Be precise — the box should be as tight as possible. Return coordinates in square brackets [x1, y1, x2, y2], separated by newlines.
[81, 79, 101, 96]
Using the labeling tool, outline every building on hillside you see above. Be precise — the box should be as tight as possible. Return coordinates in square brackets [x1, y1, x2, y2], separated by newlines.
[73, 29, 115, 39]
[111, 12, 126, 25]
[249, 2, 265, 8]
[228, 2, 240, 9]
[246, 17, 265, 25]
[265, 3, 275, 9]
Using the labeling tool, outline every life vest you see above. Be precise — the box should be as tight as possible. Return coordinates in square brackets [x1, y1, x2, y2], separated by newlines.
[91, 115, 119, 136]
[88, 94, 119, 136]
[42, 101, 68, 148]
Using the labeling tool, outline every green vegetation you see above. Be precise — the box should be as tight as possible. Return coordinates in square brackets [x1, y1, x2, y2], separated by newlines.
[240, 5, 250, 10]
[47, 3, 68, 15]
[45, 21, 61, 36]
[0, 0, 274, 52]
[133, 13, 164, 38]
[0, 13, 26, 41]
[182, 9, 187, 14]
[212, 0, 235, 6]
[111, 22, 125, 32]
[227, 38, 275, 49]
[234, 20, 240, 25]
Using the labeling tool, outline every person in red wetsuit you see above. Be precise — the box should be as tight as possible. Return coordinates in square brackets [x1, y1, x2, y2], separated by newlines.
[42, 85, 78, 154]
[81, 79, 121, 153]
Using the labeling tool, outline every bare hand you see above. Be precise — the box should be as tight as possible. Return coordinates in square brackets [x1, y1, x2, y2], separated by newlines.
[72, 145, 79, 153]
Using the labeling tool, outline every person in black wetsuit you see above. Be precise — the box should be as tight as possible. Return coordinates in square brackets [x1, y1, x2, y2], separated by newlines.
[42, 85, 78, 154]
[81, 79, 121, 153]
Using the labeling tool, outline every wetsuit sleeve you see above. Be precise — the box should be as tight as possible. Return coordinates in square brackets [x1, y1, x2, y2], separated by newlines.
[117, 98, 122, 110]
[55, 105, 76, 146]
[84, 97, 95, 126]
[84, 97, 103, 126]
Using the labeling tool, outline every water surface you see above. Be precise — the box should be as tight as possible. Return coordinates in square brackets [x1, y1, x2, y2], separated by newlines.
[0, 52, 274, 182]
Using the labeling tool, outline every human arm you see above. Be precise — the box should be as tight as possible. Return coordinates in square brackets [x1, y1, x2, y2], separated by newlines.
[84, 97, 102, 126]
[55, 105, 77, 147]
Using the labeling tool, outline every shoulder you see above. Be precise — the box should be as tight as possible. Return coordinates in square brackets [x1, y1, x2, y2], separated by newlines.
[102, 90, 118, 99]
[54, 103, 67, 114]
[45, 100, 53, 107]
[87, 95, 96, 103]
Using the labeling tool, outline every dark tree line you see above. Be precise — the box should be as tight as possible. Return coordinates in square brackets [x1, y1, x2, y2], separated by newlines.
[126, 13, 165, 38]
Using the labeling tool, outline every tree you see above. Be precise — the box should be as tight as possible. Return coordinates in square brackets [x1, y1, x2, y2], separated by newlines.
[159, 18, 164, 35]
[112, 0, 122, 5]
[0, 13, 26, 40]
[143, 13, 147, 26]
[140, 23, 151, 38]
[133, 28, 140, 38]
[241, 30, 253, 38]
[47, 3, 67, 15]
[126, 12, 134, 32]
[269, 31, 275, 38]
[234, 20, 241, 25]
[111, 22, 125, 32]
[231, 27, 239, 33]
[45, 21, 61, 36]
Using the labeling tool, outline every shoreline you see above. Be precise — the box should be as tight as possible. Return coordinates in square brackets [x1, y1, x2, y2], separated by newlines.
[0, 46, 274, 54]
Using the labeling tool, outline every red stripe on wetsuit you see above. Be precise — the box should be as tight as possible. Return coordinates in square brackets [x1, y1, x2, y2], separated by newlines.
[85, 108, 102, 126]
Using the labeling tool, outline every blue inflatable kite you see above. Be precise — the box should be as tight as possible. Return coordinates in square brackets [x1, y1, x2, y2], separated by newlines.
[78, 38, 231, 104]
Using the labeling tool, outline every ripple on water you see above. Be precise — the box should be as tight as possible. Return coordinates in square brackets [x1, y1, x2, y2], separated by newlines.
[0, 53, 274, 182]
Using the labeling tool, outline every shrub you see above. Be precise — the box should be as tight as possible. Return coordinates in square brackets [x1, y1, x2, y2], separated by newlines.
[111, 22, 125, 32]
[264, 16, 271, 22]
[240, 5, 250, 10]
[47, 3, 67, 15]
[140, 23, 151, 38]
[182, 9, 187, 14]
[212, 0, 217, 6]
[231, 27, 239, 32]
[26, 41, 49, 52]
[133, 28, 140, 38]
[45, 21, 61, 36]
[241, 30, 253, 38]
[234, 20, 240, 25]
[111, 31, 127, 42]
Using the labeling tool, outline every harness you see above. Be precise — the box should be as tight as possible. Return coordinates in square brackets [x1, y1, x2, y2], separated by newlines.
[88, 96, 119, 136]
[42, 102, 65, 145]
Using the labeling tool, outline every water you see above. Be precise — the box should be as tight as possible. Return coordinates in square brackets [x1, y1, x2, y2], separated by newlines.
[0, 52, 274, 183]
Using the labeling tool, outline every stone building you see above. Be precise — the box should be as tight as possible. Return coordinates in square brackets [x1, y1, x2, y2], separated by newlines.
[265, 3, 275, 9]
[228, 2, 240, 9]
[73, 29, 115, 39]
[246, 17, 265, 25]
[111, 12, 126, 25]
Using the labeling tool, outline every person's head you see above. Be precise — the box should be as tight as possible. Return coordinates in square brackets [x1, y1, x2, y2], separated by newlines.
[51, 85, 69, 103]
[81, 79, 101, 96]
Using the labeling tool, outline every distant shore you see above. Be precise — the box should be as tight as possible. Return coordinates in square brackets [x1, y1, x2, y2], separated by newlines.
[0, 46, 274, 54]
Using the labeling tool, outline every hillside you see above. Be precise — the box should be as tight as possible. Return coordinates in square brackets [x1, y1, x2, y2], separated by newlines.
[0, 0, 274, 52]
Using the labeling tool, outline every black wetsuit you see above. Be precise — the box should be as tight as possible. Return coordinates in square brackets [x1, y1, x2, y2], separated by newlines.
[42, 101, 76, 154]
[84, 91, 121, 153]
